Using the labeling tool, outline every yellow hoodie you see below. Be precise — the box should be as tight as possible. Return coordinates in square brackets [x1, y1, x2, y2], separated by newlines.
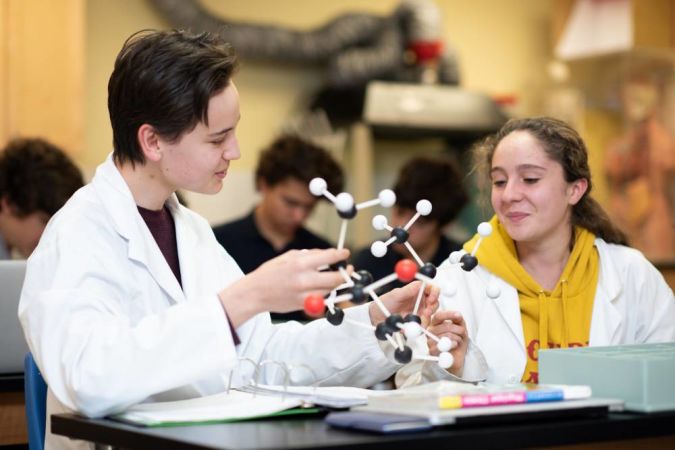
[463, 216, 599, 383]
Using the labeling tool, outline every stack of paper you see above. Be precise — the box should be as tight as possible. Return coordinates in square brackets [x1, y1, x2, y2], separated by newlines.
[365, 380, 592, 411]
[355, 380, 621, 426]
[111, 381, 609, 428]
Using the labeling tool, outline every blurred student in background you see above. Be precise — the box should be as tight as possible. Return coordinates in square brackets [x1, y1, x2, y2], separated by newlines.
[213, 135, 343, 321]
[0, 137, 84, 258]
[352, 156, 468, 294]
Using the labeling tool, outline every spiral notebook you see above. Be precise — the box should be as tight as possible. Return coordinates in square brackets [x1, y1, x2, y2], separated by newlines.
[110, 356, 387, 427]
[111, 390, 310, 427]
[110, 385, 380, 427]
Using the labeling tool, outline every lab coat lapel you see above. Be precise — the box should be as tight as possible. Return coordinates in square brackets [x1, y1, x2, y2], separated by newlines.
[170, 199, 199, 300]
[481, 269, 526, 349]
[127, 223, 185, 305]
[589, 239, 622, 345]
[93, 156, 185, 305]
[492, 279, 525, 348]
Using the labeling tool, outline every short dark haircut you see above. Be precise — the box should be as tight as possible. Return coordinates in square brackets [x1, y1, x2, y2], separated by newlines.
[0, 138, 84, 217]
[255, 135, 343, 194]
[394, 156, 468, 227]
[108, 29, 238, 166]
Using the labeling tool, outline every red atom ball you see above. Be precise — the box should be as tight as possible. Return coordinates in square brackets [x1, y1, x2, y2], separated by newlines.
[304, 294, 326, 317]
[395, 259, 418, 283]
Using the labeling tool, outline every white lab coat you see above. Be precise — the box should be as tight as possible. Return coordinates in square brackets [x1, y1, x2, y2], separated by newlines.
[397, 240, 675, 387]
[19, 155, 398, 450]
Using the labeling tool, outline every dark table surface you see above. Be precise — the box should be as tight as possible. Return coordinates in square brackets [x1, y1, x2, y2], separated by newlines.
[0, 373, 24, 392]
[52, 409, 675, 450]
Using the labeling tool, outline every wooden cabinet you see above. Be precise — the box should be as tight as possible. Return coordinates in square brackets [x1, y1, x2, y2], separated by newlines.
[0, 1, 84, 445]
[0, 390, 27, 446]
[0, 0, 85, 155]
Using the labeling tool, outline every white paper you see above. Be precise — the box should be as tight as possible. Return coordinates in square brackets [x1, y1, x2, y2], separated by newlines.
[556, 0, 633, 60]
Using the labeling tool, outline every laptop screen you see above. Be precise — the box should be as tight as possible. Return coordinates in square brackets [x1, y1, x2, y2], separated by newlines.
[0, 260, 29, 374]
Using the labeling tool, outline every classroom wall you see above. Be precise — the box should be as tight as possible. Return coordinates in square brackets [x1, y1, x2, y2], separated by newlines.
[0, 0, 85, 158]
[84, 0, 554, 238]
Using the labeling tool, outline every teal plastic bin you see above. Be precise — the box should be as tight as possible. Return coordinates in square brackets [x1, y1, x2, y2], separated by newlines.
[540, 342, 675, 412]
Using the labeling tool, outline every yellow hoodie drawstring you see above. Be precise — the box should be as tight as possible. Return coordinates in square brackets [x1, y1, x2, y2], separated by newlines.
[537, 281, 571, 350]
[538, 290, 548, 350]
[561, 279, 569, 348]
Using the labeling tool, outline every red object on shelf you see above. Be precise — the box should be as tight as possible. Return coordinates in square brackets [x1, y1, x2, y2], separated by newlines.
[408, 40, 443, 63]
[395, 259, 418, 283]
[303, 293, 326, 317]
[492, 94, 518, 106]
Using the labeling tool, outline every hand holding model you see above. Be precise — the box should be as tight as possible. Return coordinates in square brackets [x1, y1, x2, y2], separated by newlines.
[220, 247, 349, 326]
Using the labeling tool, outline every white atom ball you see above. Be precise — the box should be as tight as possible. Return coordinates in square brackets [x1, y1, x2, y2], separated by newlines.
[416, 199, 432, 216]
[449, 251, 462, 264]
[486, 282, 501, 299]
[379, 189, 396, 207]
[437, 336, 453, 352]
[441, 280, 457, 297]
[372, 215, 388, 230]
[401, 322, 423, 339]
[335, 192, 354, 212]
[477, 222, 493, 237]
[438, 352, 454, 369]
[309, 177, 326, 196]
[371, 241, 388, 258]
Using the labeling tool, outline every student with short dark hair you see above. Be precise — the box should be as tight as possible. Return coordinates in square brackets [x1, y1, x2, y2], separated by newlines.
[0, 137, 84, 257]
[19, 30, 438, 450]
[352, 156, 468, 294]
[214, 135, 343, 321]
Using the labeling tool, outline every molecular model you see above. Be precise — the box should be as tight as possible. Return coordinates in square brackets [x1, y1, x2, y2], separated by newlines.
[439, 221, 498, 302]
[302, 177, 493, 370]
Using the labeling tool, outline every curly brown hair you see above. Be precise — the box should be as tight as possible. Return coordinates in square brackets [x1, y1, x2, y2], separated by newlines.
[0, 138, 84, 217]
[255, 135, 343, 194]
[473, 117, 627, 245]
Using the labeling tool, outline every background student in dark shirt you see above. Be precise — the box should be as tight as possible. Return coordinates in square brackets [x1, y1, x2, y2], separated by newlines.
[353, 156, 468, 294]
[213, 135, 343, 321]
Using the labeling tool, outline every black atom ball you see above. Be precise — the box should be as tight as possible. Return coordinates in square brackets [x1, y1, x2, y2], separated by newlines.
[419, 262, 437, 278]
[391, 227, 409, 244]
[404, 314, 422, 324]
[326, 307, 344, 326]
[337, 205, 357, 219]
[394, 346, 413, 364]
[375, 322, 393, 341]
[460, 254, 478, 272]
[350, 284, 367, 304]
[356, 270, 373, 286]
[385, 314, 404, 330]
